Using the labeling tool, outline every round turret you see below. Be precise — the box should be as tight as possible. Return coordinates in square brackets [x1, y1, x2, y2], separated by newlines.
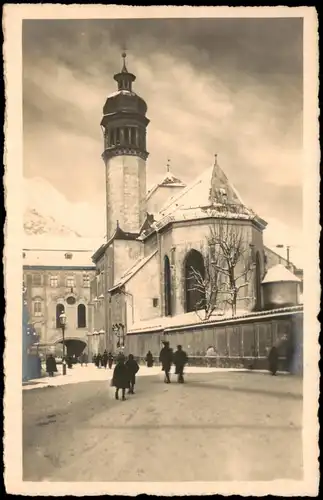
[261, 264, 301, 310]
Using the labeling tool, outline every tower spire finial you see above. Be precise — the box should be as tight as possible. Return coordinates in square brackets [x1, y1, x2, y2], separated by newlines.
[121, 50, 128, 73]
[166, 158, 171, 173]
[214, 153, 218, 166]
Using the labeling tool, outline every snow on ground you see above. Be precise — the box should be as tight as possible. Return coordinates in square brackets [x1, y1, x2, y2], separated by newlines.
[22, 364, 232, 391]
[23, 370, 303, 483]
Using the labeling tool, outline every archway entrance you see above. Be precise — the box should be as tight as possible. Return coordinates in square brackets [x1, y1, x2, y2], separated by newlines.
[184, 249, 206, 313]
[56, 339, 87, 358]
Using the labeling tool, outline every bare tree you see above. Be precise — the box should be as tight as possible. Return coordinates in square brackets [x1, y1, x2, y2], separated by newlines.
[208, 218, 254, 317]
[187, 251, 222, 321]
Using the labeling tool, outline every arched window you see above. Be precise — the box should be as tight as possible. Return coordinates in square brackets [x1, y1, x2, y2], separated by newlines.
[56, 303, 65, 329]
[164, 255, 172, 316]
[77, 304, 86, 328]
[255, 251, 262, 311]
[184, 249, 206, 313]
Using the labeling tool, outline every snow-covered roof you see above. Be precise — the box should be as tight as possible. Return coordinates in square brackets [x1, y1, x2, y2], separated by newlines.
[127, 305, 303, 334]
[23, 248, 96, 268]
[146, 171, 186, 201]
[109, 250, 158, 292]
[153, 159, 265, 230]
[262, 264, 301, 284]
[23, 236, 102, 252]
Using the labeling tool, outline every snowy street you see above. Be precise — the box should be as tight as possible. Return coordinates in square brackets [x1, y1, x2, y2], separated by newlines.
[23, 368, 302, 482]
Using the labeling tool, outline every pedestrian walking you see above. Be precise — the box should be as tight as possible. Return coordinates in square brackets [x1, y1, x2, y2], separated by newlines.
[111, 353, 129, 401]
[92, 353, 97, 366]
[268, 344, 279, 376]
[102, 350, 108, 369]
[125, 354, 140, 394]
[96, 353, 102, 368]
[107, 352, 114, 369]
[159, 340, 173, 384]
[83, 352, 88, 367]
[173, 345, 188, 383]
[46, 354, 57, 377]
[145, 350, 154, 367]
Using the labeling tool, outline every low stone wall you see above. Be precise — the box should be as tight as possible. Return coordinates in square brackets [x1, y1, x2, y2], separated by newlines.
[127, 308, 303, 375]
[134, 355, 290, 372]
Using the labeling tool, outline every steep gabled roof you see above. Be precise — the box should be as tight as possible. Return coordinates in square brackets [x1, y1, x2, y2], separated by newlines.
[151, 156, 267, 231]
[146, 170, 186, 201]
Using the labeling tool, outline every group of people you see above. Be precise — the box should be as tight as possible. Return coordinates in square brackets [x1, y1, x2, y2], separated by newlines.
[159, 341, 188, 384]
[111, 353, 140, 401]
[93, 351, 114, 369]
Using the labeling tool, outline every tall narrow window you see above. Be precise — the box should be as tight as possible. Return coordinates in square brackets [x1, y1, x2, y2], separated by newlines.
[77, 304, 86, 328]
[184, 249, 206, 313]
[66, 276, 75, 288]
[164, 255, 172, 316]
[33, 300, 42, 316]
[116, 128, 120, 145]
[83, 275, 90, 288]
[56, 304, 65, 328]
[50, 276, 58, 288]
[32, 274, 42, 286]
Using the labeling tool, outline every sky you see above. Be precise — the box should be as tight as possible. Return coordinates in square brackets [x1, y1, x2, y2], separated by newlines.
[23, 17, 303, 263]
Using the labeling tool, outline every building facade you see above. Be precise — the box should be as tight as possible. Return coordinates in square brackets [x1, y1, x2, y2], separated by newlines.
[23, 241, 96, 357]
[87, 53, 303, 358]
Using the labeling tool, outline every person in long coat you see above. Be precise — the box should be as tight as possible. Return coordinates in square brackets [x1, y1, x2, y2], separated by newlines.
[173, 345, 188, 383]
[46, 354, 57, 377]
[268, 344, 279, 375]
[145, 350, 154, 368]
[102, 350, 108, 369]
[107, 352, 114, 369]
[111, 354, 129, 400]
[92, 354, 97, 366]
[125, 354, 140, 394]
[96, 353, 102, 368]
[159, 341, 173, 383]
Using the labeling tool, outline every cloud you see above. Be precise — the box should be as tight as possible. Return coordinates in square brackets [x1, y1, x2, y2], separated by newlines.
[22, 18, 303, 234]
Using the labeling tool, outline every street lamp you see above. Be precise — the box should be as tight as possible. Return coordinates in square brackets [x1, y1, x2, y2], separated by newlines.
[59, 311, 67, 375]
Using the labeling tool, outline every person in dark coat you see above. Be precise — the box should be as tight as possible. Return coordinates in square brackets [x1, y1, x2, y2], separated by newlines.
[145, 350, 154, 368]
[67, 355, 73, 369]
[107, 352, 114, 369]
[46, 354, 57, 377]
[111, 355, 129, 400]
[268, 344, 279, 375]
[92, 354, 97, 366]
[159, 341, 173, 383]
[125, 354, 140, 394]
[173, 345, 188, 383]
[96, 353, 102, 368]
[102, 350, 108, 369]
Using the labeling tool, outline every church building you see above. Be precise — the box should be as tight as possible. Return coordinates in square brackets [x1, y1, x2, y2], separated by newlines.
[89, 54, 297, 354]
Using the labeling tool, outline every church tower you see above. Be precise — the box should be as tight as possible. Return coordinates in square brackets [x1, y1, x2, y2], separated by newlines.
[101, 53, 150, 240]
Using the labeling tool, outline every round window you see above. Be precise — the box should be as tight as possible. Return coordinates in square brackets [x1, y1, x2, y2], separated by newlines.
[66, 296, 76, 305]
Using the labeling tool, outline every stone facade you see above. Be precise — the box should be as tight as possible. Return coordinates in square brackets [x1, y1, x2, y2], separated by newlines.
[23, 247, 95, 355]
[105, 155, 147, 239]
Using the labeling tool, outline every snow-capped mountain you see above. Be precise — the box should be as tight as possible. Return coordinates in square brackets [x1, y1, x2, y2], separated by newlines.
[24, 208, 82, 237]
[24, 177, 105, 238]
